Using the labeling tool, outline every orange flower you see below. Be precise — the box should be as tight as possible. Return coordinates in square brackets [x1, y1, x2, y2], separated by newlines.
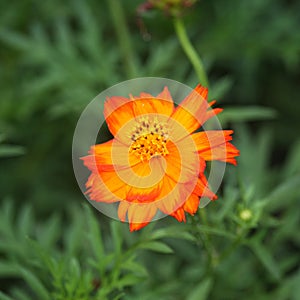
[82, 84, 239, 231]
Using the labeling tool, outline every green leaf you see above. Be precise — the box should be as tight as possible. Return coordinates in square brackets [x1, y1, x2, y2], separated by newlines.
[38, 214, 61, 248]
[0, 29, 31, 51]
[150, 226, 196, 242]
[64, 209, 85, 256]
[65, 258, 82, 296]
[0, 145, 25, 157]
[0, 291, 14, 300]
[26, 238, 54, 272]
[112, 292, 126, 300]
[138, 241, 174, 254]
[249, 241, 281, 281]
[0, 261, 19, 277]
[110, 220, 122, 254]
[214, 186, 239, 222]
[84, 205, 105, 275]
[121, 259, 148, 277]
[0, 134, 6, 143]
[263, 175, 300, 209]
[145, 38, 178, 75]
[17, 205, 33, 240]
[187, 278, 213, 300]
[291, 270, 300, 300]
[194, 225, 236, 239]
[235, 125, 273, 196]
[11, 288, 32, 300]
[210, 76, 234, 100]
[0, 200, 14, 235]
[218, 106, 277, 125]
[70, 257, 81, 280]
[283, 139, 300, 177]
[116, 274, 144, 289]
[17, 267, 50, 300]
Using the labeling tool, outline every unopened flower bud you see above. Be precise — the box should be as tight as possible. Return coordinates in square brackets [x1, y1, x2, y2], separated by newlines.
[140, 0, 198, 17]
[239, 209, 253, 221]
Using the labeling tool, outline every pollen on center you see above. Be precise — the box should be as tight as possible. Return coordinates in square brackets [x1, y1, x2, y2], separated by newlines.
[129, 116, 169, 161]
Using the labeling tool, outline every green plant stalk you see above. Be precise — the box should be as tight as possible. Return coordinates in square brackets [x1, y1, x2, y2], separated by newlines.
[106, 0, 138, 78]
[198, 209, 218, 272]
[218, 228, 248, 263]
[174, 17, 209, 87]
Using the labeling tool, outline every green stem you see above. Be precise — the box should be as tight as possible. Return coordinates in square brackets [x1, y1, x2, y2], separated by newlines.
[106, 0, 138, 78]
[198, 209, 218, 272]
[173, 17, 209, 87]
[218, 229, 247, 263]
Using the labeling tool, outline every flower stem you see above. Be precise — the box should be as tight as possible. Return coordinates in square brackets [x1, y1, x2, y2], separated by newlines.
[218, 229, 247, 263]
[173, 17, 209, 88]
[106, 0, 138, 78]
[198, 209, 218, 271]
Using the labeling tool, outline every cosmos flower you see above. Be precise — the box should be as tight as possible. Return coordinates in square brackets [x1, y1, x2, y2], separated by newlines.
[82, 84, 239, 231]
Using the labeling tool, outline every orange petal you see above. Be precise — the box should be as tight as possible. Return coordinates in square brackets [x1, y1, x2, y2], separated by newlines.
[125, 171, 162, 203]
[130, 222, 150, 232]
[104, 96, 134, 138]
[110, 138, 142, 170]
[165, 139, 204, 183]
[81, 140, 114, 172]
[170, 207, 186, 222]
[195, 84, 208, 99]
[126, 184, 162, 203]
[133, 98, 174, 118]
[156, 175, 196, 215]
[86, 171, 126, 202]
[118, 201, 130, 222]
[203, 108, 223, 124]
[131, 86, 174, 117]
[82, 138, 142, 173]
[156, 86, 174, 102]
[193, 174, 217, 200]
[116, 157, 165, 202]
[127, 202, 157, 231]
[192, 130, 234, 149]
[119, 201, 153, 231]
[104, 88, 174, 143]
[183, 193, 200, 215]
[222, 143, 240, 165]
[137, 86, 173, 103]
[155, 175, 179, 214]
[170, 84, 215, 137]
[192, 130, 239, 164]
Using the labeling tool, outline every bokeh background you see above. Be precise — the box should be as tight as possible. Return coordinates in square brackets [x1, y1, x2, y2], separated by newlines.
[0, 0, 299, 299]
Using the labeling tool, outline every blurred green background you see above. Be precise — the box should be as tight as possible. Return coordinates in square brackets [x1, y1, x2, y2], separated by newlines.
[0, 0, 300, 299]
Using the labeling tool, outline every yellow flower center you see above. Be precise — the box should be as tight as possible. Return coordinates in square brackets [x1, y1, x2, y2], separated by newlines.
[129, 116, 169, 161]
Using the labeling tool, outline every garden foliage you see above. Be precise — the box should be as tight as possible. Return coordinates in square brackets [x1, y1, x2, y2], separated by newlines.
[0, 0, 299, 299]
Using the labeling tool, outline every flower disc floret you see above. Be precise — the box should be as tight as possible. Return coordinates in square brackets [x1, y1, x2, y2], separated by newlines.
[129, 116, 169, 161]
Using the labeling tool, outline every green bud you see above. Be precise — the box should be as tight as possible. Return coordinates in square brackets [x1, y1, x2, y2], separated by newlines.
[239, 209, 253, 221]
